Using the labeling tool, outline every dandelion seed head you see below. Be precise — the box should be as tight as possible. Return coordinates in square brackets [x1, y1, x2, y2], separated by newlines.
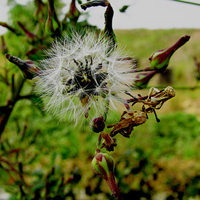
[35, 31, 136, 123]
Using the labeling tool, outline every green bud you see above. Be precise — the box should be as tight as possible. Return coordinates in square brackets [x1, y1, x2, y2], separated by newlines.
[91, 152, 114, 180]
[91, 152, 121, 198]
[149, 35, 190, 71]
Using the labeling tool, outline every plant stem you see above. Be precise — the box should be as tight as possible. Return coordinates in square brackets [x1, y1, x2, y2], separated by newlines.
[0, 75, 25, 136]
[172, 0, 200, 6]
[106, 173, 123, 200]
[145, 85, 200, 90]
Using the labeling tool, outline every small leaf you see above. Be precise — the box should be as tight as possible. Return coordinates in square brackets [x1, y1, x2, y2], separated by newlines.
[119, 5, 129, 13]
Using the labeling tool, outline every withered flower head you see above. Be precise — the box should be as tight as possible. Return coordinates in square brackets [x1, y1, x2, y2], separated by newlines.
[101, 132, 117, 151]
[107, 110, 147, 138]
[108, 110, 134, 138]
[132, 110, 147, 126]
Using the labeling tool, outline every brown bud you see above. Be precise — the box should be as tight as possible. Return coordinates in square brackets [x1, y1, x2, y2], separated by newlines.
[90, 117, 105, 133]
[6, 54, 41, 79]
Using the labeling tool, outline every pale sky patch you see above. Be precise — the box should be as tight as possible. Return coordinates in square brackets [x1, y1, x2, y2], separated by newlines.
[0, 0, 200, 35]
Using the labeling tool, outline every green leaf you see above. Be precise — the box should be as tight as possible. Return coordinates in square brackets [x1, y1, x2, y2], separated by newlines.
[119, 5, 129, 13]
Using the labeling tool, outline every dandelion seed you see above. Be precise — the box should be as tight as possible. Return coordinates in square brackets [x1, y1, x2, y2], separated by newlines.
[35, 31, 136, 123]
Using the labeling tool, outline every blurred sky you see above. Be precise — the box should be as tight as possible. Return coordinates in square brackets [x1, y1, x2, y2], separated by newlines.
[1, 0, 200, 35]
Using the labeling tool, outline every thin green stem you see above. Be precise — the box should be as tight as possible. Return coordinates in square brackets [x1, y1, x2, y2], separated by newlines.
[103, 98, 110, 121]
[95, 133, 102, 153]
[172, 0, 200, 6]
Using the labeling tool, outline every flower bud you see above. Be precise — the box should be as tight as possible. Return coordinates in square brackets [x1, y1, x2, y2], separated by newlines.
[149, 35, 190, 71]
[91, 152, 114, 180]
[6, 54, 41, 79]
[91, 152, 121, 198]
[90, 117, 105, 133]
[134, 70, 157, 89]
[46, 0, 62, 37]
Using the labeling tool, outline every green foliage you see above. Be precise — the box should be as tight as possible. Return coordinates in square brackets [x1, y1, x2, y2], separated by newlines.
[153, 113, 200, 155]
[119, 5, 129, 13]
